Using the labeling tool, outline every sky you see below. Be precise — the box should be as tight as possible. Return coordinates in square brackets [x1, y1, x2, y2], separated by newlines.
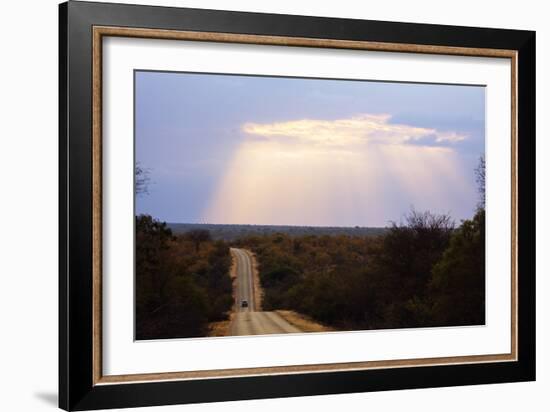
[135, 70, 485, 227]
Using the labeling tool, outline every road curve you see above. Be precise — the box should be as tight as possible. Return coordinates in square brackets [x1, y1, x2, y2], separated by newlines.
[229, 248, 301, 336]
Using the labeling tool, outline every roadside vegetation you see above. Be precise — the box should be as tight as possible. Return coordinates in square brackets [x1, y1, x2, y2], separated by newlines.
[235, 207, 485, 331]
[135, 217, 233, 339]
[135, 157, 485, 336]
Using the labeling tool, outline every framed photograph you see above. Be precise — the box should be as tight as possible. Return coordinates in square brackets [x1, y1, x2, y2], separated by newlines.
[59, 1, 536, 410]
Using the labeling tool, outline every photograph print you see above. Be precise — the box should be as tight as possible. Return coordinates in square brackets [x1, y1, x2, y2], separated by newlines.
[134, 71, 486, 340]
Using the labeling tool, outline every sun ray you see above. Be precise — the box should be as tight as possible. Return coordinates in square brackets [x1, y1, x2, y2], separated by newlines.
[201, 114, 473, 226]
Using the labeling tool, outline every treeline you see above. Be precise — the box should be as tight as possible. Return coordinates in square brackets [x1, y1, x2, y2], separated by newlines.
[136, 215, 233, 340]
[168, 222, 386, 241]
[236, 209, 485, 330]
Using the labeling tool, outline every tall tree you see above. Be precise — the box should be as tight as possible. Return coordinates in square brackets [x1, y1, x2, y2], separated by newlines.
[429, 209, 485, 326]
[135, 163, 150, 196]
[475, 155, 486, 209]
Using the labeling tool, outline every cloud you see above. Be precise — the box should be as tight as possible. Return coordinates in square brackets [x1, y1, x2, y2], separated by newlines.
[242, 114, 467, 148]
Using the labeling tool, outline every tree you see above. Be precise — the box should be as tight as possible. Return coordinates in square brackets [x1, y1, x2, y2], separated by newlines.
[367, 209, 455, 328]
[475, 155, 486, 209]
[135, 215, 233, 339]
[382, 209, 454, 292]
[135, 163, 150, 196]
[429, 209, 485, 326]
[135, 215, 173, 313]
[185, 229, 212, 252]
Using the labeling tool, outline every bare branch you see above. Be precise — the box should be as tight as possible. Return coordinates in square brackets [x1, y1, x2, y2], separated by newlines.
[136, 163, 151, 196]
[475, 155, 485, 209]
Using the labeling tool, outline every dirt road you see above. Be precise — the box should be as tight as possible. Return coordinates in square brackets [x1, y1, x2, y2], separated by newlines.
[229, 248, 301, 336]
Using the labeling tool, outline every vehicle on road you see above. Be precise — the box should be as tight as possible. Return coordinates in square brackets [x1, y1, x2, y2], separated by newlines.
[241, 300, 249, 308]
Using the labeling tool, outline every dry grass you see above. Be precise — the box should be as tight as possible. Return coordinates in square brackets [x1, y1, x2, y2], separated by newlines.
[275, 310, 334, 333]
[208, 313, 234, 337]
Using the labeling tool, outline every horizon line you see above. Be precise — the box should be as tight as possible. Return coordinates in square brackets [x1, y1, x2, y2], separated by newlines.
[163, 221, 389, 229]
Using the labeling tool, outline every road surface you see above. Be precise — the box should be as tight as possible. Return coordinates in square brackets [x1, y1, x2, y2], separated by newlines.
[230, 248, 301, 336]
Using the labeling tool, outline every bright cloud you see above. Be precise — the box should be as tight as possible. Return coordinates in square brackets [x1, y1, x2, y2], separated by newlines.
[242, 114, 467, 147]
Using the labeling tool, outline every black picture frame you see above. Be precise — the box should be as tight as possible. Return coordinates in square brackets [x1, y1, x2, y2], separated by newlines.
[59, 1, 536, 410]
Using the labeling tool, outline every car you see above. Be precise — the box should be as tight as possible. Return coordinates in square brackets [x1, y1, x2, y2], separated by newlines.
[241, 300, 249, 308]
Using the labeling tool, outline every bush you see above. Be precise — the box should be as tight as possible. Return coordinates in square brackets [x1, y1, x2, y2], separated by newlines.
[429, 209, 485, 326]
[135, 215, 233, 339]
[239, 209, 484, 331]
